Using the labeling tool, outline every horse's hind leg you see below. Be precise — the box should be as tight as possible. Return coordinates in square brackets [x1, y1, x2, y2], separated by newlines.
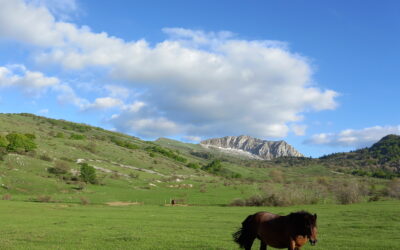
[259, 241, 267, 250]
[244, 238, 255, 250]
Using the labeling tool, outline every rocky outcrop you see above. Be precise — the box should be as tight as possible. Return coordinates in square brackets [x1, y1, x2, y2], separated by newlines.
[200, 135, 303, 160]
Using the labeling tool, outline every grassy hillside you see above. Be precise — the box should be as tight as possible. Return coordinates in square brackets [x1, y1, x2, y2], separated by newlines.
[0, 113, 398, 207]
[0, 113, 399, 249]
[320, 134, 400, 178]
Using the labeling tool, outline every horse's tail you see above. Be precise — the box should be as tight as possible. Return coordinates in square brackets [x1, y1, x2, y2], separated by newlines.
[232, 214, 257, 249]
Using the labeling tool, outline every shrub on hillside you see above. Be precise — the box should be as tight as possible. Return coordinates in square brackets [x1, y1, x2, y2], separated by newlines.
[190, 151, 212, 159]
[48, 161, 70, 175]
[186, 162, 200, 169]
[79, 163, 97, 184]
[55, 132, 64, 138]
[202, 160, 222, 173]
[110, 137, 139, 150]
[387, 178, 400, 198]
[36, 195, 52, 203]
[40, 154, 53, 162]
[269, 169, 285, 183]
[146, 146, 187, 163]
[70, 133, 86, 140]
[80, 197, 90, 205]
[332, 180, 365, 204]
[230, 184, 323, 207]
[0, 135, 8, 148]
[2, 194, 11, 200]
[5, 133, 37, 152]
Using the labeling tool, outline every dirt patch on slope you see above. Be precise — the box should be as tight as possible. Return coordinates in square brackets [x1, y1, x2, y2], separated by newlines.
[106, 201, 142, 206]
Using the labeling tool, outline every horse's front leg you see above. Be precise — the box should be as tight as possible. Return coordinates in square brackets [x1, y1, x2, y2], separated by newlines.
[259, 241, 267, 250]
[288, 239, 300, 250]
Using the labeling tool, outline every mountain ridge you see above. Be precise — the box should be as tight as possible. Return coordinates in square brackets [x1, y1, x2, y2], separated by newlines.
[200, 135, 303, 160]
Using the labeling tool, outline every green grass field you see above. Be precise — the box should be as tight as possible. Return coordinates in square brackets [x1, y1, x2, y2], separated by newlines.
[1, 114, 399, 249]
[0, 200, 399, 249]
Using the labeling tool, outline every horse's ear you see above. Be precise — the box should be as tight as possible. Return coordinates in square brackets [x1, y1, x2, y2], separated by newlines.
[314, 213, 317, 219]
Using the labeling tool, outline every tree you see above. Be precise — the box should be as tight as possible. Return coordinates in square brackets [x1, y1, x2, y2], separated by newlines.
[79, 163, 97, 184]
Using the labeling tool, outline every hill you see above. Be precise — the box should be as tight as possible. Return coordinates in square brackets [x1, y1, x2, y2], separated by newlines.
[320, 134, 400, 178]
[0, 113, 397, 207]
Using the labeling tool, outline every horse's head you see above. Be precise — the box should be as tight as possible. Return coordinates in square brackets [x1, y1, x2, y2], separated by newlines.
[289, 211, 318, 246]
[308, 213, 318, 246]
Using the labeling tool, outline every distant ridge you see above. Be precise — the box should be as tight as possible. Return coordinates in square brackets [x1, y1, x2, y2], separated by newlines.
[200, 135, 303, 160]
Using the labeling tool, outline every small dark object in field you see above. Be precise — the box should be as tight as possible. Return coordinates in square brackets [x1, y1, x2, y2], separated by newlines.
[233, 211, 317, 250]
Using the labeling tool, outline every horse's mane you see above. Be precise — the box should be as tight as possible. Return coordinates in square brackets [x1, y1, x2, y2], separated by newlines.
[286, 210, 316, 237]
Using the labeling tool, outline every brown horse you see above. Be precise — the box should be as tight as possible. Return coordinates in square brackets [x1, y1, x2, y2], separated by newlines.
[233, 211, 317, 250]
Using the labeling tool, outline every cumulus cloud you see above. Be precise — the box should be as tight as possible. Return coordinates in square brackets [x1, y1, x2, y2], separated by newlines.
[305, 125, 400, 148]
[26, 0, 78, 20]
[104, 85, 131, 99]
[0, 64, 59, 95]
[52, 83, 88, 108]
[0, 0, 339, 139]
[83, 97, 123, 111]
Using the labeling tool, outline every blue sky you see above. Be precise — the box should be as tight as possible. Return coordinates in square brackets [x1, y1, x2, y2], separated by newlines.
[0, 0, 399, 157]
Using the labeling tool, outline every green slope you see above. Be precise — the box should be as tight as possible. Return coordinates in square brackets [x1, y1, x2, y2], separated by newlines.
[0, 113, 397, 206]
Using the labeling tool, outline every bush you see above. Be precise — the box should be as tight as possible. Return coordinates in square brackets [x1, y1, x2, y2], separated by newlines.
[70, 133, 86, 140]
[2, 194, 11, 200]
[146, 146, 187, 163]
[55, 132, 64, 138]
[0, 135, 9, 148]
[80, 197, 90, 205]
[269, 170, 284, 183]
[190, 151, 212, 159]
[333, 181, 364, 204]
[0, 148, 6, 161]
[230, 184, 323, 207]
[5, 133, 37, 152]
[36, 195, 52, 203]
[387, 178, 400, 198]
[79, 163, 97, 184]
[202, 160, 222, 173]
[48, 161, 70, 175]
[40, 154, 53, 162]
[110, 137, 139, 150]
[230, 198, 246, 206]
[186, 162, 200, 169]
[129, 172, 139, 179]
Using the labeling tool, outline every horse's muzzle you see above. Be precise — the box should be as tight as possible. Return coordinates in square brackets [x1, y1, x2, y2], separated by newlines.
[309, 239, 318, 246]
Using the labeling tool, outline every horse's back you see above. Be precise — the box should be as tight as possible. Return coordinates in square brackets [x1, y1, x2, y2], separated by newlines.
[254, 212, 290, 248]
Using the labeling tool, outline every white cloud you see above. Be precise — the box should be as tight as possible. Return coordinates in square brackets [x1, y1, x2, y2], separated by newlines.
[26, 0, 78, 20]
[0, 0, 339, 139]
[52, 83, 88, 108]
[291, 124, 307, 136]
[0, 64, 59, 95]
[122, 101, 146, 113]
[112, 116, 181, 138]
[183, 136, 202, 143]
[83, 97, 123, 111]
[104, 85, 131, 99]
[305, 125, 400, 148]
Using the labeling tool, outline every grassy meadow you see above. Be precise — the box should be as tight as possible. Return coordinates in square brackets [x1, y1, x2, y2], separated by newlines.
[0, 113, 400, 249]
[0, 200, 399, 249]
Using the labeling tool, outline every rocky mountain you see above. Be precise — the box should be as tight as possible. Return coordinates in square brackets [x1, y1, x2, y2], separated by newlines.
[200, 135, 303, 160]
